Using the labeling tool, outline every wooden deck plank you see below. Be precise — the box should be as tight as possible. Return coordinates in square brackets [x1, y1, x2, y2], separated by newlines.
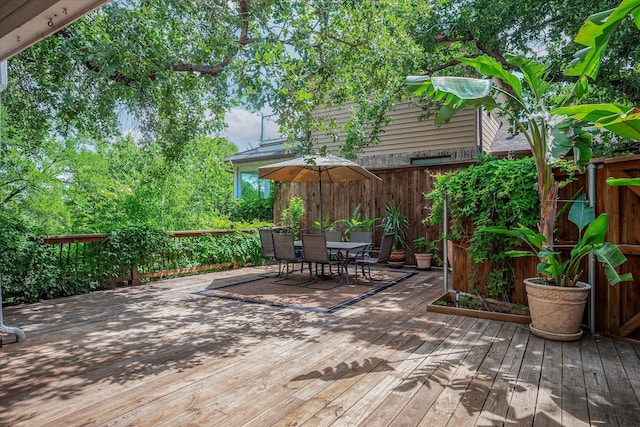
[444, 322, 518, 427]
[581, 335, 618, 426]
[561, 341, 590, 427]
[597, 337, 640, 426]
[417, 320, 502, 426]
[614, 339, 640, 406]
[533, 339, 562, 426]
[302, 315, 472, 427]
[475, 324, 530, 426]
[177, 302, 436, 426]
[92, 273, 443, 426]
[273, 313, 448, 426]
[355, 318, 498, 426]
[1, 267, 640, 426]
[504, 334, 544, 426]
[383, 316, 482, 427]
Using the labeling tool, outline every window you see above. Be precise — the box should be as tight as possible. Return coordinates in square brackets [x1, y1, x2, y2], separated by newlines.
[234, 169, 270, 199]
[411, 156, 452, 166]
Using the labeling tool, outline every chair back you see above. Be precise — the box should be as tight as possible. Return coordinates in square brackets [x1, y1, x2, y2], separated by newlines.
[272, 232, 298, 262]
[378, 232, 395, 262]
[301, 231, 330, 263]
[324, 228, 343, 243]
[259, 229, 275, 258]
[349, 230, 372, 245]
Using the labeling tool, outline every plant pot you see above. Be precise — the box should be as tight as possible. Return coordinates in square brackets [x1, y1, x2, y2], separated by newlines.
[524, 278, 591, 341]
[389, 251, 406, 262]
[415, 253, 432, 270]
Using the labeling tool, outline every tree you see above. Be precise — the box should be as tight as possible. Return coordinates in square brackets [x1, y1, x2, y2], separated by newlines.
[4, 1, 639, 161]
[407, 54, 591, 247]
[64, 135, 237, 233]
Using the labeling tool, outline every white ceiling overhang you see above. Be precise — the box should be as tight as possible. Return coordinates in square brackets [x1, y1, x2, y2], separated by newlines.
[0, 0, 111, 62]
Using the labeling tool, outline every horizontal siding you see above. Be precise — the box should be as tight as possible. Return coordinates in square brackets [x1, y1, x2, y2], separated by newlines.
[481, 111, 500, 152]
[311, 100, 478, 164]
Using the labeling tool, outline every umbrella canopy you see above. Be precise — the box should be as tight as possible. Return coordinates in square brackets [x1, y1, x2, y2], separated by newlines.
[258, 154, 382, 223]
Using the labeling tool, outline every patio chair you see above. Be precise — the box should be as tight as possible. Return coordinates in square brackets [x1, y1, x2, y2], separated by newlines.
[259, 228, 275, 259]
[345, 230, 373, 262]
[272, 231, 304, 280]
[324, 227, 344, 243]
[353, 231, 395, 281]
[300, 230, 348, 288]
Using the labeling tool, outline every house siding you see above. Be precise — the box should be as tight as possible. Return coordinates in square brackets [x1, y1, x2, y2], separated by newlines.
[481, 110, 501, 152]
[311, 100, 479, 168]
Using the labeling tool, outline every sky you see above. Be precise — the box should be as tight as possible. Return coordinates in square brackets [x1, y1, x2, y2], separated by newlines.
[221, 107, 282, 153]
[119, 106, 282, 154]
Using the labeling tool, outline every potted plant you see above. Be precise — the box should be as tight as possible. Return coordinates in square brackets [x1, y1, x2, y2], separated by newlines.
[339, 204, 377, 239]
[407, 2, 637, 340]
[479, 195, 632, 340]
[412, 237, 438, 270]
[382, 200, 409, 266]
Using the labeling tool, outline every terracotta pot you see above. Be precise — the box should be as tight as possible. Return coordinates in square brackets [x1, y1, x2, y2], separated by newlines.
[389, 251, 406, 262]
[415, 253, 432, 270]
[524, 278, 591, 341]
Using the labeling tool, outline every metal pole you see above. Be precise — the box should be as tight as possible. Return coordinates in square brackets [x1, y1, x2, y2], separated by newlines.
[443, 191, 449, 294]
[588, 163, 596, 334]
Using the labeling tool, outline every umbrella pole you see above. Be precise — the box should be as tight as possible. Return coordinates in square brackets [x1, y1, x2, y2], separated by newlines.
[319, 180, 323, 226]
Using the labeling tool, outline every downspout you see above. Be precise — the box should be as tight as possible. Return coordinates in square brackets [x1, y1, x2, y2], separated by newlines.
[588, 163, 596, 334]
[477, 109, 483, 154]
[443, 191, 449, 294]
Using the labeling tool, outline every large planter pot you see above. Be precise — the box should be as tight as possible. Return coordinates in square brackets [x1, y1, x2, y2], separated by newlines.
[524, 278, 591, 341]
[415, 253, 432, 270]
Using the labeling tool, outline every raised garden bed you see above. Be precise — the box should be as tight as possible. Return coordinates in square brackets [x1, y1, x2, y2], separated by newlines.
[427, 290, 531, 324]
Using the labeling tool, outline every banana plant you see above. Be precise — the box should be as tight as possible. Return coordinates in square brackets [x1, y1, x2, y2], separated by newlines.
[407, 54, 592, 247]
[478, 196, 633, 287]
[553, 0, 640, 140]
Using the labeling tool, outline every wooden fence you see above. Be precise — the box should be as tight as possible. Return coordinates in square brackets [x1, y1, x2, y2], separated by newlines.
[274, 162, 473, 264]
[274, 155, 640, 341]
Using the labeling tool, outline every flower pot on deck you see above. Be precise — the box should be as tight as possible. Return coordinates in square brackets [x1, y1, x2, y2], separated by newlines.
[524, 278, 591, 341]
[414, 253, 432, 270]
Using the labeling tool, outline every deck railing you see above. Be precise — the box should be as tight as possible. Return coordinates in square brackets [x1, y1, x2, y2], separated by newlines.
[41, 229, 264, 286]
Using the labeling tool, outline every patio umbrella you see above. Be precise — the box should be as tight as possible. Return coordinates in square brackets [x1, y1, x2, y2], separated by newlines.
[258, 154, 382, 224]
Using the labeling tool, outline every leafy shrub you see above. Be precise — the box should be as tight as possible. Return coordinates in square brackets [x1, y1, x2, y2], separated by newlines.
[0, 216, 264, 304]
[102, 224, 169, 278]
[226, 194, 274, 223]
[425, 155, 540, 299]
[0, 213, 66, 304]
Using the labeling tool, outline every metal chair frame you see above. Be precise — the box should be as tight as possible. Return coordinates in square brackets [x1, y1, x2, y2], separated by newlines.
[300, 230, 348, 288]
[353, 231, 395, 281]
[271, 231, 304, 280]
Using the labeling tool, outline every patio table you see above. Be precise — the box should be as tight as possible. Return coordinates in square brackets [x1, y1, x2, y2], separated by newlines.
[294, 240, 370, 284]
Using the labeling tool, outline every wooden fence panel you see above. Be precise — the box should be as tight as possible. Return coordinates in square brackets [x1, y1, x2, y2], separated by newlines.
[273, 154, 640, 340]
[600, 156, 640, 339]
[274, 162, 474, 263]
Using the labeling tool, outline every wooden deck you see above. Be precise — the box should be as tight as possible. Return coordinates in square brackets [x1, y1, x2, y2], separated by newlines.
[2, 266, 640, 426]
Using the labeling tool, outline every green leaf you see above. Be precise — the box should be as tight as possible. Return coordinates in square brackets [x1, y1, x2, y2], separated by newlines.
[594, 243, 634, 285]
[458, 56, 522, 99]
[553, 104, 640, 141]
[606, 177, 640, 186]
[568, 194, 594, 231]
[573, 213, 607, 255]
[506, 54, 549, 100]
[566, 0, 640, 80]
[431, 76, 492, 99]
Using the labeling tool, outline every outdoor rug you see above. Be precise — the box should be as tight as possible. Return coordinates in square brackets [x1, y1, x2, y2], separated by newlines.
[194, 269, 417, 313]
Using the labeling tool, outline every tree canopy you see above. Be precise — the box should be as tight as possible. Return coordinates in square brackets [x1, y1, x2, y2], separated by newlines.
[4, 0, 639, 158]
[2, 0, 640, 234]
